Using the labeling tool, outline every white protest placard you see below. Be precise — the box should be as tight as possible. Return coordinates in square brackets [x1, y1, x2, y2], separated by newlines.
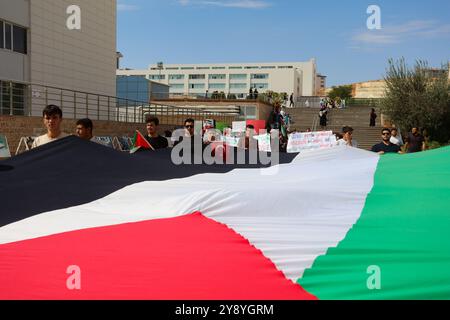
[232, 121, 246, 133]
[224, 135, 241, 148]
[287, 131, 337, 153]
[253, 134, 272, 152]
[0, 135, 11, 158]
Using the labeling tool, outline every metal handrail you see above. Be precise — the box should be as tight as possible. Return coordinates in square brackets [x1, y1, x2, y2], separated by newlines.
[150, 91, 274, 105]
[0, 79, 236, 125]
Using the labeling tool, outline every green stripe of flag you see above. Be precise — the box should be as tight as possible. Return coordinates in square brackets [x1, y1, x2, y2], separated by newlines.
[299, 147, 450, 300]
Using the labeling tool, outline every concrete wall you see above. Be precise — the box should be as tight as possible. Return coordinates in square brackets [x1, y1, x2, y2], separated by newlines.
[295, 60, 316, 96]
[0, 51, 29, 82]
[29, 0, 116, 96]
[352, 80, 386, 99]
[0, 0, 30, 27]
[0, 0, 31, 82]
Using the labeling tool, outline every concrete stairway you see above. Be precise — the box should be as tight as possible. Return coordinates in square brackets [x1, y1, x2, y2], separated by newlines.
[286, 105, 383, 150]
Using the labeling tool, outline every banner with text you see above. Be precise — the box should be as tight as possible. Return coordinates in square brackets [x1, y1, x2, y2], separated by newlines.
[287, 131, 336, 153]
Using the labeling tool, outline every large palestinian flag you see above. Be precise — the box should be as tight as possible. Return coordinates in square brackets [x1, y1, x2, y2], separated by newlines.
[0, 136, 449, 300]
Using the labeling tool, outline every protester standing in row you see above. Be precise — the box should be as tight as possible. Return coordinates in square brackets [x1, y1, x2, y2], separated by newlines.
[145, 116, 169, 150]
[371, 128, 402, 154]
[32, 105, 68, 149]
[405, 127, 425, 153]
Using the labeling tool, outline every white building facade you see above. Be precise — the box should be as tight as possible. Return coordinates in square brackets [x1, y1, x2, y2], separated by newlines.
[1, 0, 117, 117]
[117, 59, 318, 99]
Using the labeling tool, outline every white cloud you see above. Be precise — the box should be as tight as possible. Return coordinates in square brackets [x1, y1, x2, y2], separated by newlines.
[352, 20, 450, 46]
[178, 0, 271, 9]
[117, 3, 139, 11]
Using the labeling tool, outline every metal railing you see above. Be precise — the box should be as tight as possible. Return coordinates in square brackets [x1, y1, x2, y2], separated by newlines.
[295, 97, 327, 109]
[151, 92, 274, 105]
[0, 79, 236, 125]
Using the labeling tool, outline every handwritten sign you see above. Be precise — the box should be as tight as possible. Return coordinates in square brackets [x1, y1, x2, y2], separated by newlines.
[287, 131, 337, 153]
[232, 121, 246, 133]
[253, 134, 272, 152]
[224, 135, 240, 148]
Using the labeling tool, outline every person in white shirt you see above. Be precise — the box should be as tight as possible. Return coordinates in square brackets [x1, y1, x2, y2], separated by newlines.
[336, 126, 358, 148]
[390, 127, 404, 146]
[31, 105, 68, 149]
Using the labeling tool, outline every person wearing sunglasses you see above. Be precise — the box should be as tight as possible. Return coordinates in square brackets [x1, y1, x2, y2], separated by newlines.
[371, 128, 402, 155]
[173, 118, 197, 148]
[184, 119, 195, 137]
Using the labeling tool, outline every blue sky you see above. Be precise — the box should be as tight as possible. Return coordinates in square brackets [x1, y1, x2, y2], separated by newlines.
[117, 0, 450, 86]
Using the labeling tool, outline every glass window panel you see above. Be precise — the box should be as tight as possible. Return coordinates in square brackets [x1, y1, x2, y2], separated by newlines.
[5, 23, 12, 50]
[189, 74, 205, 80]
[251, 74, 269, 79]
[209, 83, 226, 89]
[209, 74, 226, 79]
[229, 74, 247, 80]
[169, 74, 184, 80]
[0, 22, 4, 49]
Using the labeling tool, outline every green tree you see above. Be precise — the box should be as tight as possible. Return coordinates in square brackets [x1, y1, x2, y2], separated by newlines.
[381, 58, 450, 143]
[327, 85, 353, 101]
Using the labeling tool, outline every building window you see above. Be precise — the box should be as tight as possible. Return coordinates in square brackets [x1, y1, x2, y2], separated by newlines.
[229, 66, 243, 70]
[229, 83, 247, 89]
[252, 83, 269, 90]
[169, 74, 185, 80]
[0, 22, 3, 49]
[170, 84, 184, 90]
[166, 67, 180, 70]
[261, 66, 276, 69]
[245, 66, 259, 69]
[0, 20, 27, 54]
[229, 74, 247, 80]
[189, 84, 205, 89]
[148, 75, 165, 80]
[13, 25, 27, 54]
[209, 74, 226, 80]
[181, 67, 195, 70]
[209, 83, 226, 90]
[5, 23, 12, 50]
[251, 74, 269, 79]
[278, 66, 293, 69]
[238, 106, 257, 120]
[0, 81, 26, 116]
[212, 67, 226, 70]
[196, 67, 210, 70]
[189, 74, 206, 80]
